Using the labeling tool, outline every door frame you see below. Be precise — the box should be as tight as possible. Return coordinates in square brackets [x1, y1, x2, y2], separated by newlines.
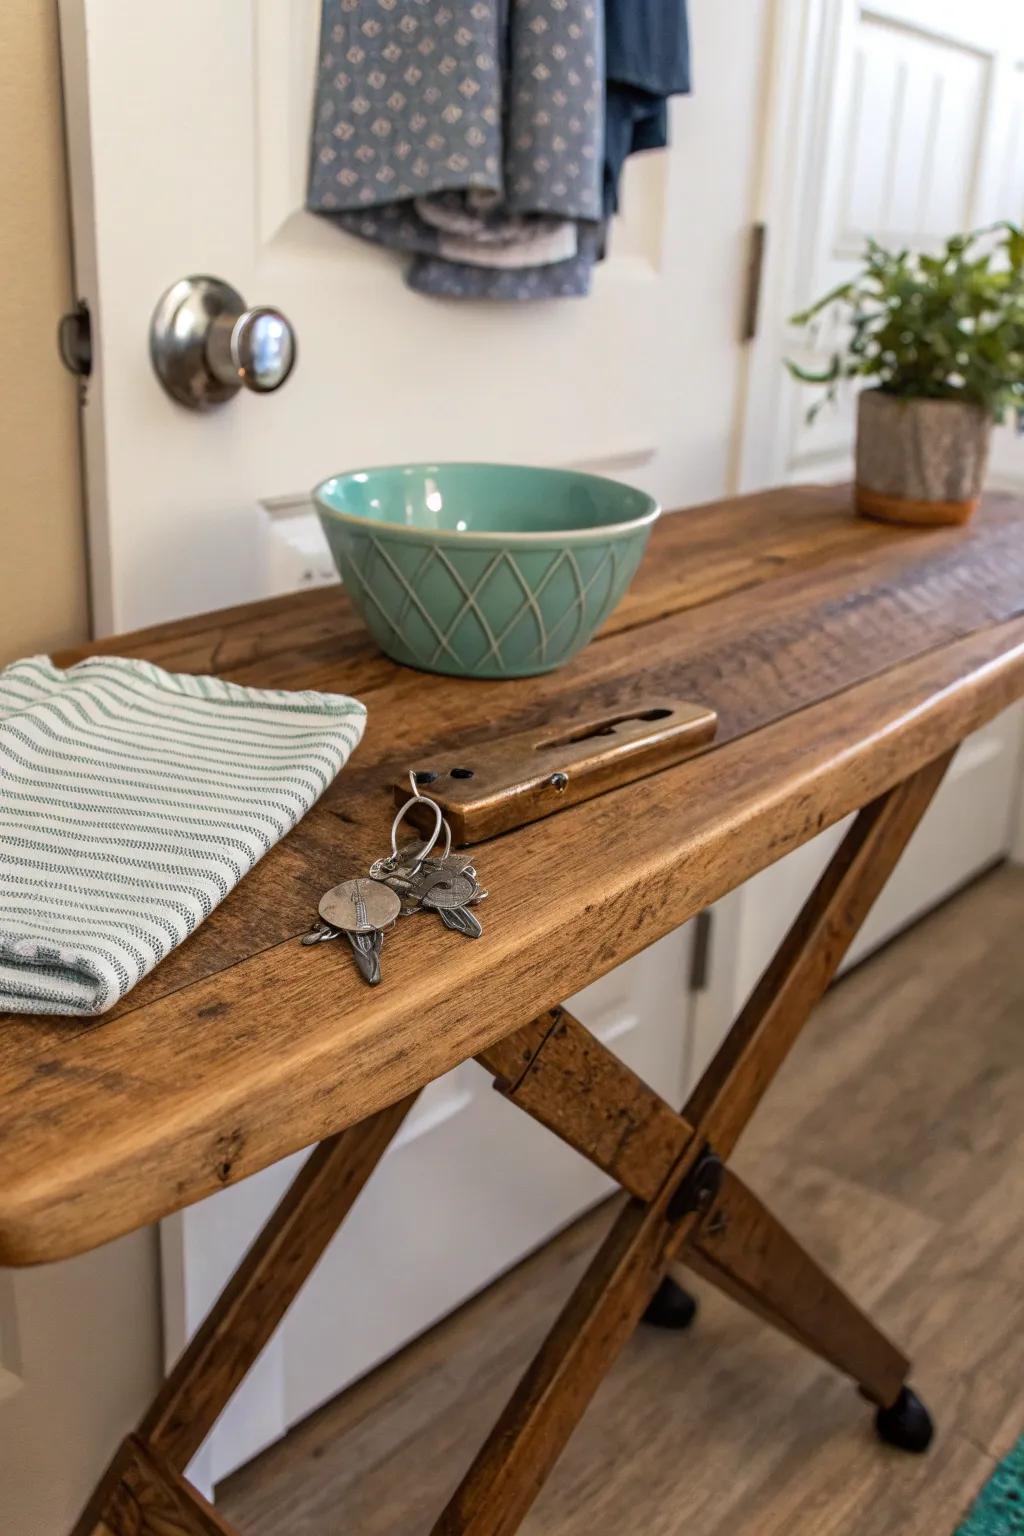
[56, 0, 117, 633]
[736, 0, 851, 493]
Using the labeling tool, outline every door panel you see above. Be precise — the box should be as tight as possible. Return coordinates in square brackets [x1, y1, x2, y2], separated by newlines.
[790, 3, 1002, 476]
[0, 1232, 162, 1536]
[838, 18, 987, 250]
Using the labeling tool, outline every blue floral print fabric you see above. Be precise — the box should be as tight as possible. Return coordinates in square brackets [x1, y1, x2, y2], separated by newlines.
[308, 0, 604, 298]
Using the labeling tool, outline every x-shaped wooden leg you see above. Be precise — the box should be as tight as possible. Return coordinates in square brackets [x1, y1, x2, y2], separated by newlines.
[71, 753, 950, 1536]
[72, 1095, 420, 1536]
[441, 752, 952, 1534]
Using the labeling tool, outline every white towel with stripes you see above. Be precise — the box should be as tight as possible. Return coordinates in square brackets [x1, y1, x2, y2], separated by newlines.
[0, 655, 366, 1016]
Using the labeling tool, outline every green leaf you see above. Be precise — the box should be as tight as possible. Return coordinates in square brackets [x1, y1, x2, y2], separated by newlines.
[785, 223, 1024, 414]
[784, 354, 841, 385]
[789, 279, 860, 326]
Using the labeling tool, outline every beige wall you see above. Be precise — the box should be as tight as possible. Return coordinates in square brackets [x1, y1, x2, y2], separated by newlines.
[0, 0, 88, 664]
[0, 1229, 163, 1536]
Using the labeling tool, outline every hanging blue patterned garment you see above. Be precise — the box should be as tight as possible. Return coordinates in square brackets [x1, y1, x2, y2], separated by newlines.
[307, 1, 691, 299]
[308, 0, 604, 298]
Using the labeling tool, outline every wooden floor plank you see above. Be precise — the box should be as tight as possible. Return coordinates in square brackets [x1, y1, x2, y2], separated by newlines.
[218, 864, 1024, 1536]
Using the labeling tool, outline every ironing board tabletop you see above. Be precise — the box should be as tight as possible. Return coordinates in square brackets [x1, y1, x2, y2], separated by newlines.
[2, 482, 1023, 1266]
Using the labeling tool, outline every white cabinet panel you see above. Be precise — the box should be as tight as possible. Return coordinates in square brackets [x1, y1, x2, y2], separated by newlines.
[691, 705, 1024, 1091]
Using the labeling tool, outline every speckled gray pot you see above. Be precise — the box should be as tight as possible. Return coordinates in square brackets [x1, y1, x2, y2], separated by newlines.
[855, 391, 991, 525]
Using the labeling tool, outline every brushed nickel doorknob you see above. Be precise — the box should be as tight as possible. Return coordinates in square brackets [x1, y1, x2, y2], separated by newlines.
[150, 276, 297, 410]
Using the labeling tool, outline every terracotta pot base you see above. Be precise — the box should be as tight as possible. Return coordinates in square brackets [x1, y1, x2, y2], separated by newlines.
[854, 485, 979, 527]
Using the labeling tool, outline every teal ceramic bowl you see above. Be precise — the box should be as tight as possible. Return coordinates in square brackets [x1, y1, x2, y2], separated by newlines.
[312, 463, 660, 679]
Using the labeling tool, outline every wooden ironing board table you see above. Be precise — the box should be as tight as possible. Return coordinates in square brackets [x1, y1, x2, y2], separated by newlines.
[3, 483, 1024, 1535]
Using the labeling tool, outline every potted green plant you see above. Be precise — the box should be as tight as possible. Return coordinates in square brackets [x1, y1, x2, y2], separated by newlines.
[786, 225, 1024, 525]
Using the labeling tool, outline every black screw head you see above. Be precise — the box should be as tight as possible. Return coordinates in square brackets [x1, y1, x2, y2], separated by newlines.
[549, 772, 569, 791]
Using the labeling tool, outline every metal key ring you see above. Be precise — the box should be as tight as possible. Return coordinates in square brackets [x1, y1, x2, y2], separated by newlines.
[410, 817, 452, 876]
[408, 773, 453, 865]
[390, 786, 443, 863]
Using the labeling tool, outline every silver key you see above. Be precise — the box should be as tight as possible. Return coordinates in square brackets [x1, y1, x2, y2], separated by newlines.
[371, 841, 476, 883]
[410, 867, 486, 939]
[372, 843, 478, 916]
[308, 876, 402, 986]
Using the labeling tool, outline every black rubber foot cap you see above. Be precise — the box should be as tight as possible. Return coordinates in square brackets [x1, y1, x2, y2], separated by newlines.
[642, 1276, 698, 1331]
[874, 1386, 935, 1453]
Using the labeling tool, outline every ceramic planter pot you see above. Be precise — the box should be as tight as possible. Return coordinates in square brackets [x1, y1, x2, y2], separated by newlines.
[855, 391, 991, 526]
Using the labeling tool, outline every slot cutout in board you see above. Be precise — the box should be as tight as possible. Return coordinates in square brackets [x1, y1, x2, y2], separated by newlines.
[392, 698, 717, 844]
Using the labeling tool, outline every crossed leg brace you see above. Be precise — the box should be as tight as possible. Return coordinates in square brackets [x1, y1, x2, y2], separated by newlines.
[73, 753, 951, 1536]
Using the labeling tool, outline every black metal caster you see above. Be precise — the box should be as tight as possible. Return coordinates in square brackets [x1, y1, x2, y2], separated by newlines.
[642, 1276, 698, 1331]
[874, 1386, 934, 1453]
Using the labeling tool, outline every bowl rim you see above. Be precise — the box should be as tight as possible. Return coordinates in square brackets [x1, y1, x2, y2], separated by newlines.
[311, 462, 662, 546]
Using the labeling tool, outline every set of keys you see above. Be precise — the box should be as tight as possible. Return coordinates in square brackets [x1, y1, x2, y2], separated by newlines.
[301, 773, 487, 986]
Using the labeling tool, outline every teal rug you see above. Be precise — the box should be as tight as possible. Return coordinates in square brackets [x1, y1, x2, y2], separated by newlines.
[956, 1437, 1024, 1535]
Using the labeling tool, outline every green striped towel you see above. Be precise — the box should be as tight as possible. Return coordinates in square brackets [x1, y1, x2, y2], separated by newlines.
[0, 655, 366, 1016]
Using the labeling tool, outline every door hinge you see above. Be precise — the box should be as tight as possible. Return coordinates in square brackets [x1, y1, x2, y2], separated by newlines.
[689, 908, 714, 992]
[741, 221, 767, 343]
[57, 300, 92, 379]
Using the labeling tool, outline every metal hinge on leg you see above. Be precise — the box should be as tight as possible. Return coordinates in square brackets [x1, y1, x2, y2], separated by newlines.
[667, 1144, 724, 1223]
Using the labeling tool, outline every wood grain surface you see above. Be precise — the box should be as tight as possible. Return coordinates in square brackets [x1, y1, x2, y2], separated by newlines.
[396, 697, 719, 843]
[3, 484, 1024, 1264]
[77, 1437, 238, 1536]
[477, 1007, 690, 1202]
[433, 763, 944, 1533]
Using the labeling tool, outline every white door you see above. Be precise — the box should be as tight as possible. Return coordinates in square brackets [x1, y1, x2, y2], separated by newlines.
[740, 0, 1024, 493]
[690, 0, 1024, 1068]
[60, 0, 771, 632]
[52, 0, 775, 1496]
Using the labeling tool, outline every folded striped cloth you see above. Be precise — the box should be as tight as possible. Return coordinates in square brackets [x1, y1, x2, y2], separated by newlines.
[0, 655, 366, 1016]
